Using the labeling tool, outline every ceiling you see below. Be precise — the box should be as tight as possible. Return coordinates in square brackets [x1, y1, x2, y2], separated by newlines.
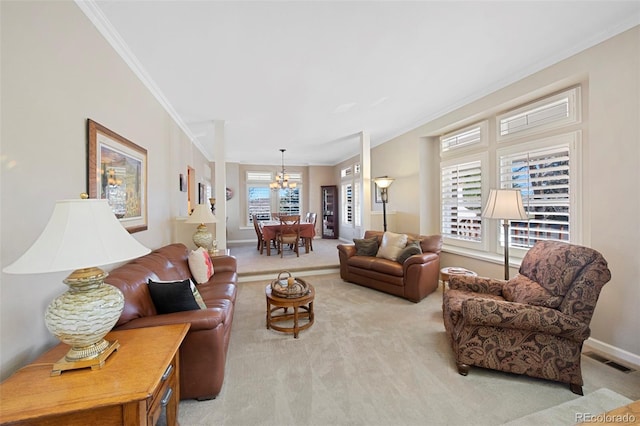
[86, 1, 639, 166]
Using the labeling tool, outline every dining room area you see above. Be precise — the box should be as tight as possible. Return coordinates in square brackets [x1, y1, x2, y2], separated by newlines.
[252, 212, 318, 257]
[232, 212, 338, 282]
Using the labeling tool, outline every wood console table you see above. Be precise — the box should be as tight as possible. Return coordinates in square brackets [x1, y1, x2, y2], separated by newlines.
[0, 323, 189, 426]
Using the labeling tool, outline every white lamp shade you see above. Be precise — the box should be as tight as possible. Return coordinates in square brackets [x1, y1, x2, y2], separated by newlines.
[185, 204, 217, 224]
[3, 199, 150, 274]
[482, 189, 529, 220]
[373, 176, 395, 189]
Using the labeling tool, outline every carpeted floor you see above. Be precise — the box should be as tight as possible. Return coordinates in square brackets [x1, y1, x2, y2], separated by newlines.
[179, 271, 640, 426]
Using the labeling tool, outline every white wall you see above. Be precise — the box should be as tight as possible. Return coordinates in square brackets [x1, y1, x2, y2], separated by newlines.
[0, 1, 208, 379]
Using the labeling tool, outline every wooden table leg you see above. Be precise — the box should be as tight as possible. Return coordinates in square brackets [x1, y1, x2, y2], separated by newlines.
[293, 306, 299, 338]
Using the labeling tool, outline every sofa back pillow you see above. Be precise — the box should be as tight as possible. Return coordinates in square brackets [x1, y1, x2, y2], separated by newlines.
[502, 274, 563, 308]
[353, 236, 379, 256]
[188, 247, 214, 284]
[397, 240, 422, 264]
[376, 232, 408, 261]
[147, 279, 201, 314]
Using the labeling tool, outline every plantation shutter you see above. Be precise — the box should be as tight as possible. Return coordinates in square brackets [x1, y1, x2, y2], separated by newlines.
[441, 160, 483, 242]
[499, 146, 570, 248]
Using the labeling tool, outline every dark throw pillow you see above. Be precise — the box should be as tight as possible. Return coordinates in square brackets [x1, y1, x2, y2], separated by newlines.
[396, 241, 422, 264]
[353, 237, 379, 256]
[147, 279, 201, 314]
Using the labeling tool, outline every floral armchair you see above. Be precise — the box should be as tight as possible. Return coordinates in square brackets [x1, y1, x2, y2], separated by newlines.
[442, 240, 611, 395]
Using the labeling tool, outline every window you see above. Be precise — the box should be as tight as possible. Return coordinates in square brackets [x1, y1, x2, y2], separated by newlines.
[499, 134, 578, 249]
[441, 157, 484, 246]
[342, 183, 353, 225]
[246, 171, 303, 225]
[341, 162, 361, 227]
[248, 186, 271, 222]
[440, 123, 485, 154]
[498, 87, 580, 139]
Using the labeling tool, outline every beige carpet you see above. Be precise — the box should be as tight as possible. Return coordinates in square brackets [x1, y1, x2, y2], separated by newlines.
[179, 273, 640, 426]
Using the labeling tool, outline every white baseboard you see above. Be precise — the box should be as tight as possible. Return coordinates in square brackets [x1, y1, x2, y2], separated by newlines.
[584, 338, 640, 369]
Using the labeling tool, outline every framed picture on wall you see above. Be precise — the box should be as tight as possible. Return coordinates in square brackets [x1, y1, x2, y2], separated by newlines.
[87, 119, 148, 233]
[374, 183, 383, 203]
[198, 183, 205, 204]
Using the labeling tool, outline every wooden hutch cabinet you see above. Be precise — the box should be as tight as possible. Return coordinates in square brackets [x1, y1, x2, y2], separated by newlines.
[321, 185, 338, 239]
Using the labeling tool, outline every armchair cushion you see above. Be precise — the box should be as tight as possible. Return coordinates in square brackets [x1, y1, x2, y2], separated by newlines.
[502, 274, 563, 308]
[376, 231, 408, 261]
[353, 236, 379, 256]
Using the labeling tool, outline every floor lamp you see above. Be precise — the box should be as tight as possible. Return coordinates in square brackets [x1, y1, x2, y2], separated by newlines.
[482, 189, 528, 280]
[373, 176, 394, 232]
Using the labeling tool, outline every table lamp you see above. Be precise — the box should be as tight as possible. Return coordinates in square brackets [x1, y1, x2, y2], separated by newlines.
[2, 197, 150, 374]
[373, 176, 395, 232]
[481, 188, 529, 280]
[185, 203, 217, 253]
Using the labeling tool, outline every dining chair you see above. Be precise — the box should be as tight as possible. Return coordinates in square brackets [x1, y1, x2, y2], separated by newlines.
[252, 214, 266, 254]
[277, 215, 301, 258]
[305, 212, 317, 251]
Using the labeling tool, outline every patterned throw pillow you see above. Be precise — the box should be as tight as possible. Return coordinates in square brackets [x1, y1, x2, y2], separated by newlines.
[396, 240, 422, 264]
[353, 237, 379, 256]
[376, 232, 408, 261]
[188, 247, 214, 284]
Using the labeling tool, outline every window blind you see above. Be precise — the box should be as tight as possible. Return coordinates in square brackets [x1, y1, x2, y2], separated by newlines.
[441, 160, 483, 242]
[500, 146, 570, 247]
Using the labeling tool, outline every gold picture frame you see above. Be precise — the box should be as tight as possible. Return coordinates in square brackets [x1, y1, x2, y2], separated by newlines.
[87, 119, 148, 233]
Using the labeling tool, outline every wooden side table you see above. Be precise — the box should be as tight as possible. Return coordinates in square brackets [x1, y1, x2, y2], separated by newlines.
[0, 324, 189, 426]
[266, 284, 315, 338]
[440, 267, 478, 298]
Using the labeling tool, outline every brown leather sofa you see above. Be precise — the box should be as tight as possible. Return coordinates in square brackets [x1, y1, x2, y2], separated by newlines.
[105, 243, 237, 400]
[337, 230, 443, 302]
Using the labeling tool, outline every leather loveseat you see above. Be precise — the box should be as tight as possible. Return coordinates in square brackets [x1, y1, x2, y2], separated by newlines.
[337, 230, 443, 302]
[105, 243, 237, 400]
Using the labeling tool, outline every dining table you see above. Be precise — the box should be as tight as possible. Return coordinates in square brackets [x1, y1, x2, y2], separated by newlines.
[260, 220, 316, 256]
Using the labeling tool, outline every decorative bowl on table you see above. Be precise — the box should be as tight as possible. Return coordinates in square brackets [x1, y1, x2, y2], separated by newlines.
[270, 271, 309, 298]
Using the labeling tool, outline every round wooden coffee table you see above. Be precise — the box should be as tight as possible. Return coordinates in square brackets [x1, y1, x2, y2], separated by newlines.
[265, 283, 315, 338]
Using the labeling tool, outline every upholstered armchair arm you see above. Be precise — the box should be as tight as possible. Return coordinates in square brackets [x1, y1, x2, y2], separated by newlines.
[449, 275, 506, 296]
[461, 298, 590, 341]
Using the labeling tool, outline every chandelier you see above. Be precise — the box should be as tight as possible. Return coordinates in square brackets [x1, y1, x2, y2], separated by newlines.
[270, 149, 297, 190]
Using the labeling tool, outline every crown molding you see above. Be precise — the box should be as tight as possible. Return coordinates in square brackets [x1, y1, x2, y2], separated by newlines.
[74, 0, 213, 162]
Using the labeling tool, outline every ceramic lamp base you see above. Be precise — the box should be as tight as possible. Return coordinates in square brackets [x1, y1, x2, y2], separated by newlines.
[44, 267, 124, 374]
[192, 223, 213, 250]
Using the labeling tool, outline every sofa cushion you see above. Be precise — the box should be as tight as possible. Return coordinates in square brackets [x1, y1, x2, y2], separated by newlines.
[502, 274, 563, 308]
[376, 232, 408, 261]
[397, 240, 422, 264]
[353, 236, 379, 256]
[147, 279, 201, 314]
[188, 247, 214, 284]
